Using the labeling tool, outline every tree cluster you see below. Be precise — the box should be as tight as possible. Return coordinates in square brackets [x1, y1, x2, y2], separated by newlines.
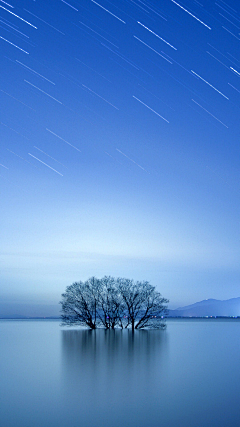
[60, 276, 168, 330]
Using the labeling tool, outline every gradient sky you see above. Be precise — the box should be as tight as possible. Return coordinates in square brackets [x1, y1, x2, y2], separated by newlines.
[0, 0, 239, 315]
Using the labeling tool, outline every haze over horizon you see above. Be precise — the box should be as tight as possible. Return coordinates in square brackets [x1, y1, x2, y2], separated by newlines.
[1, 0, 240, 314]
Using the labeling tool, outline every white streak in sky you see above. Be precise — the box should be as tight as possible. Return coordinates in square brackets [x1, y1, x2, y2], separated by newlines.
[230, 67, 240, 76]
[6, 148, 40, 169]
[0, 1, 14, 7]
[228, 83, 240, 93]
[16, 61, 55, 85]
[216, 1, 238, 14]
[61, 0, 78, 11]
[192, 99, 228, 128]
[206, 51, 229, 70]
[116, 149, 149, 173]
[0, 36, 29, 54]
[101, 44, 139, 69]
[0, 163, 8, 169]
[216, 2, 240, 22]
[82, 84, 119, 110]
[161, 51, 192, 75]
[24, 80, 62, 104]
[171, 0, 211, 29]
[24, 9, 65, 35]
[75, 58, 112, 82]
[91, 0, 126, 24]
[137, 22, 177, 50]
[0, 5, 37, 28]
[1, 121, 29, 139]
[222, 26, 240, 40]
[130, 0, 150, 14]
[219, 13, 240, 29]
[109, 56, 139, 79]
[191, 70, 229, 99]
[78, 21, 119, 49]
[193, 0, 203, 6]
[105, 151, 124, 167]
[0, 19, 29, 37]
[133, 95, 169, 123]
[209, 44, 240, 67]
[28, 153, 63, 176]
[0, 15, 17, 27]
[1, 89, 35, 110]
[133, 36, 173, 63]
[207, 43, 230, 62]
[137, 0, 168, 20]
[227, 52, 240, 64]
[46, 128, 81, 152]
[34, 146, 68, 168]
[138, 83, 175, 111]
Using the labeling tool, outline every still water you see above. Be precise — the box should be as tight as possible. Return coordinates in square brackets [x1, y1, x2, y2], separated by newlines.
[0, 319, 239, 427]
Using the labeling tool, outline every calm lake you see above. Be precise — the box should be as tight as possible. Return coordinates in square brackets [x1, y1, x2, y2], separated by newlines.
[0, 319, 239, 427]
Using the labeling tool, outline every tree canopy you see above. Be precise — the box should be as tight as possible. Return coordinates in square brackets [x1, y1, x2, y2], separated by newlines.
[60, 276, 168, 330]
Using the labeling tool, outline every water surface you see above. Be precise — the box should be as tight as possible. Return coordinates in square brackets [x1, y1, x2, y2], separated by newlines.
[0, 319, 239, 427]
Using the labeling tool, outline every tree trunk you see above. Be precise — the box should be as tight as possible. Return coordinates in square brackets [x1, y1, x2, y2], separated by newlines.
[131, 319, 135, 332]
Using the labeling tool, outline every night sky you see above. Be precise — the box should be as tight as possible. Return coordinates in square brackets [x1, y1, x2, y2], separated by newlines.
[1, 0, 239, 314]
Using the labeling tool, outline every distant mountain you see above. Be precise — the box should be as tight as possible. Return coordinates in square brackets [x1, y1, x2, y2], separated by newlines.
[168, 297, 240, 317]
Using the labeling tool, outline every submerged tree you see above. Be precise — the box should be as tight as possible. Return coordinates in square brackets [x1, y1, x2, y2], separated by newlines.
[117, 278, 169, 331]
[60, 277, 101, 329]
[60, 276, 168, 330]
[97, 276, 125, 329]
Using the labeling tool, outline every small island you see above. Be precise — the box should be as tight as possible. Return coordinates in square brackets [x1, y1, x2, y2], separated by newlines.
[60, 276, 168, 331]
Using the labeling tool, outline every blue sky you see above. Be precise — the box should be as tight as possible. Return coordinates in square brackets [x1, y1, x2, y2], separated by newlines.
[0, 0, 240, 315]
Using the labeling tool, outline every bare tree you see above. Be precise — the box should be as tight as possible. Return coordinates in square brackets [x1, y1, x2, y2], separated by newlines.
[60, 277, 101, 329]
[97, 276, 124, 329]
[60, 276, 168, 330]
[117, 278, 168, 331]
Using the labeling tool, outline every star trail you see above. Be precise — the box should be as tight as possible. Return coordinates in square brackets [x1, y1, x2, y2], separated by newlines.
[0, 0, 239, 308]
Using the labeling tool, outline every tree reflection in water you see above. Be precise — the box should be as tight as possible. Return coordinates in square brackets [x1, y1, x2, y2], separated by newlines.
[61, 329, 168, 427]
